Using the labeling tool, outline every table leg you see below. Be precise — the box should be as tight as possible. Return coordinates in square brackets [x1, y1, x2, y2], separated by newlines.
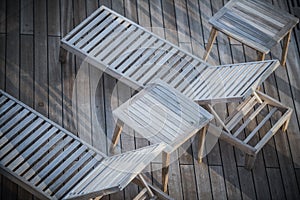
[203, 27, 218, 61]
[198, 125, 208, 163]
[110, 119, 124, 153]
[281, 30, 292, 66]
[59, 47, 67, 63]
[257, 51, 266, 61]
[162, 152, 170, 192]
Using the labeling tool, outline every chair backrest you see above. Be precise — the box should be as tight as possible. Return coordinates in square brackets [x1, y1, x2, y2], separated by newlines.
[0, 89, 165, 200]
[61, 6, 280, 104]
[181, 60, 280, 104]
[64, 144, 165, 199]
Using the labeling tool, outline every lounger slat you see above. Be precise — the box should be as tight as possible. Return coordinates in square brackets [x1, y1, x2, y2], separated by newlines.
[88, 21, 131, 56]
[14, 132, 65, 175]
[123, 41, 165, 76]
[37, 145, 88, 191]
[131, 44, 170, 80]
[0, 113, 37, 145]
[64, 7, 104, 41]
[29, 140, 81, 186]
[22, 136, 74, 181]
[0, 95, 7, 105]
[138, 48, 179, 84]
[112, 37, 158, 71]
[47, 150, 96, 194]
[0, 124, 54, 166]
[95, 26, 137, 60]
[0, 100, 15, 115]
[243, 107, 278, 144]
[67, 9, 109, 44]
[7, 127, 57, 171]
[81, 17, 123, 52]
[55, 158, 99, 198]
[75, 14, 115, 49]
[0, 104, 22, 125]
[226, 97, 258, 131]
[233, 102, 267, 137]
[104, 31, 150, 64]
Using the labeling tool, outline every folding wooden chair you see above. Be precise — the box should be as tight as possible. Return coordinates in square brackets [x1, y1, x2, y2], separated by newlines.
[60, 5, 292, 169]
[0, 89, 173, 200]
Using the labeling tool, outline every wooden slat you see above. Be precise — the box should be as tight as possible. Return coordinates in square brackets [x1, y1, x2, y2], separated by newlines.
[6, 128, 57, 171]
[0, 109, 30, 134]
[37, 145, 88, 191]
[0, 122, 52, 165]
[0, 113, 37, 148]
[47, 150, 96, 194]
[14, 132, 65, 175]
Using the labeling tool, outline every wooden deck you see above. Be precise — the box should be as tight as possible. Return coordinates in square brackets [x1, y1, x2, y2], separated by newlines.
[0, 0, 299, 199]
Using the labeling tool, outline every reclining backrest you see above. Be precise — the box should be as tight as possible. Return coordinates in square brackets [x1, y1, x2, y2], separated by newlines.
[0, 90, 165, 200]
[61, 6, 280, 104]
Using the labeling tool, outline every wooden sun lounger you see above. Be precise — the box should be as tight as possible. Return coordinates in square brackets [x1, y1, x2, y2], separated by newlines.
[60, 5, 292, 169]
[0, 89, 173, 200]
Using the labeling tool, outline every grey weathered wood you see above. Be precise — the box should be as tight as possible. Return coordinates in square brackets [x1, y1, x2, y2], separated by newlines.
[266, 168, 286, 199]
[205, 0, 299, 64]
[210, 166, 227, 200]
[6, 0, 20, 98]
[0, 89, 170, 200]
[20, 0, 33, 35]
[47, 0, 60, 36]
[48, 36, 62, 125]
[180, 165, 198, 200]
[0, 0, 5, 33]
[0, 34, 5, 90]
[34, 0, 48, 116]
[20, 35, 34, 107]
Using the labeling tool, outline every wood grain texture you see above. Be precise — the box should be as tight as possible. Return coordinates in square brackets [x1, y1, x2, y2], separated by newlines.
[2, 0, 300, 199]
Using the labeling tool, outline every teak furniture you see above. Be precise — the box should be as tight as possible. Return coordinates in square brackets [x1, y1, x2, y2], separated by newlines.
[111, 80, 213, 192]
[203, 0, 299, 66]
[0, 89, 173, 200]
[60, 5, 292, 172]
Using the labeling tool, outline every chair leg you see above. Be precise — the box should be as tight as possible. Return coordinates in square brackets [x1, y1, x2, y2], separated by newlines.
[281, 30, 291, 66]
[110, 119, 124, 154]
[257, 51, 266, 61]
[162, 152, 170, 192]
[244, 153, 257, 170]
[203, 27, 218, 61]
[198, 125, 208, 163]
[59, 47, 67, 63]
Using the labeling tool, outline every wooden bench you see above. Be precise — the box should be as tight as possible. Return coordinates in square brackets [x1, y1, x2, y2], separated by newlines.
[0, 89, 173, 200]
[60, 5, 292, 170]
[203, 0, 299, 66]
[111, 80, 213, 192]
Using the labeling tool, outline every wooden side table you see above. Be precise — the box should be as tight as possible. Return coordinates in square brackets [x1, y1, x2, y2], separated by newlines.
[111, 80, 213, 192]
[203, 0, 299, 66]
